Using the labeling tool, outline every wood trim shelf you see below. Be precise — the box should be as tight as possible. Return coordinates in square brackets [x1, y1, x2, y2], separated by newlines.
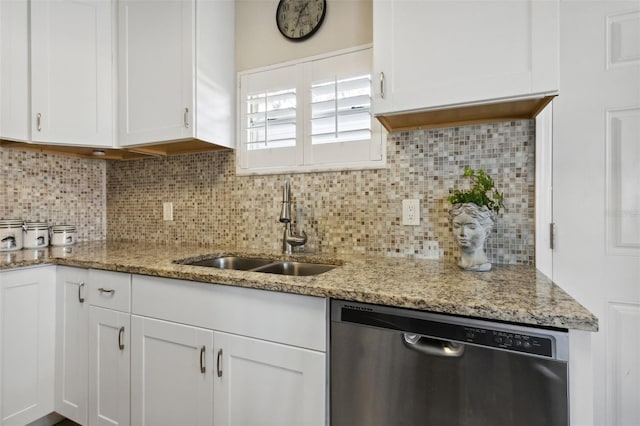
[0, 139, 231, 160]
[123, 140, 229, 157]
[376, 96, 555, 132]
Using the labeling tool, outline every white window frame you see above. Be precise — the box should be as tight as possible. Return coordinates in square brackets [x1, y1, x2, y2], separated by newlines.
[236, 45, 386, 175]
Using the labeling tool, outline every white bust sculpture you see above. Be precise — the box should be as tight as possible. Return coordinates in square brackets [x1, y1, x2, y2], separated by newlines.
[449, 203, 496, 271]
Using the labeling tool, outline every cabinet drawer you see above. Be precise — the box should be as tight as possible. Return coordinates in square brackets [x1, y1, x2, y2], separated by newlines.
[88, 269, 131, 312]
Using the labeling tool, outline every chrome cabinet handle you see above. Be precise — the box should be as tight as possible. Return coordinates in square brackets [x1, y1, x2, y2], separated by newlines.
[118, 326, 125, 350]
[379, 72, 385, 99]
[184, 107, 189, 128]
[78, 282, 85, 303]
[200, 346, 206, 373]
[216, 349, 223, 377]
[36, 113, 42, 131]
[98, 287, 115, 294]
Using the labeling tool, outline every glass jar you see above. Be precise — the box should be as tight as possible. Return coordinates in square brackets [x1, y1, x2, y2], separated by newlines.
[50, 225, 77, 246]
[0, 219, 25, 251]
[24, 222, 50, 249]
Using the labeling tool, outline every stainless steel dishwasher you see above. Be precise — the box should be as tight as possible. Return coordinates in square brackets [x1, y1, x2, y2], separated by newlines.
[330, 300, 569, 426]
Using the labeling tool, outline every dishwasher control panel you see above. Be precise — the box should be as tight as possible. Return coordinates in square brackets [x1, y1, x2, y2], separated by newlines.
[462, 327, 552, 357]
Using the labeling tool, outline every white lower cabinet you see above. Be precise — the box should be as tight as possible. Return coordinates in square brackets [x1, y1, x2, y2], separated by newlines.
[89, 307, 130, 426]
[55, 267, 89, 425]
[214, 331, 325, 426]
[131, 316, 213, 426]
[131, 274, 327, 426]
[1, 266, 326, 426]
[0, 266, 56, 426]
[86, 269, 131, 426]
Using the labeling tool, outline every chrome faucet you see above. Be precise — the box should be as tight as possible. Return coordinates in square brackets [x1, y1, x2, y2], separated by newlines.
[279, 180, 307, 254]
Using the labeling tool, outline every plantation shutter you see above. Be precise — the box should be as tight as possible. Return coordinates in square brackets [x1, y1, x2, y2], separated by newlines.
[305, 48, 381, 165]
[239, 64, 302, 170]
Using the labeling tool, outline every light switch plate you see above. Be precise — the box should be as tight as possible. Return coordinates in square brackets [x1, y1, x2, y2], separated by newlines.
[402, 199, 420, 226]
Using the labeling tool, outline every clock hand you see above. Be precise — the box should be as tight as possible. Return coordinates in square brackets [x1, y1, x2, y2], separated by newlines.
[295, 1, 309, 27]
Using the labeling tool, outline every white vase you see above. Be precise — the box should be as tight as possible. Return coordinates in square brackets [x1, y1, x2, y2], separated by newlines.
[449, 202, 496, 271]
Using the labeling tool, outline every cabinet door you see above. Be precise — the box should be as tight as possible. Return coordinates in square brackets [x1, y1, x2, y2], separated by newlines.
[30, 0, 114, 146]
[372, 0, 559, 114]
[55, 267, 89, 425]
[131, 316, 213, 426]
[214, 331, 325, 426]
[0, 266, 56, 426]
[89, 306, 130, 426]
[0, 0, 30, 142]
[118, 0, 193, 146]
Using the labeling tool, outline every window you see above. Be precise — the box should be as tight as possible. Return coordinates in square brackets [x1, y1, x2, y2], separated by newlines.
[237, 46, 385, 174]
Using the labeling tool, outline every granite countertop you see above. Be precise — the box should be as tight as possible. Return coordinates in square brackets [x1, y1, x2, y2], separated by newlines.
[1, 241, 598, 332]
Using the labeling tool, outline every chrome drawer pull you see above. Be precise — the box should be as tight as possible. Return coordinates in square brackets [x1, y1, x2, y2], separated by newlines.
[118, 326, 125, 350]
[200, 346, 206, 373]
[78, 282, 85, 303]
[98, 287, 115, 294]
[216, 349, 223, 377]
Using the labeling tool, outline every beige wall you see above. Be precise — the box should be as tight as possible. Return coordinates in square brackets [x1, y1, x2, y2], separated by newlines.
[235, 0, 372, 71]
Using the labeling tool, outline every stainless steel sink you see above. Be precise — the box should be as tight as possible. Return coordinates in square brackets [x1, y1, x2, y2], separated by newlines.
[252, 261, 336, 276]
[177, 256, 337, 276]
[184, 256, 273, 271]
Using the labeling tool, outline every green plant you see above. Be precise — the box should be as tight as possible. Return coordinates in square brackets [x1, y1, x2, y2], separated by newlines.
[448, 167, 504, 214]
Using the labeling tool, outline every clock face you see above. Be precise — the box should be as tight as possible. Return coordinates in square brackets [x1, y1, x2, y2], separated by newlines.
[276, 0, 326, 41]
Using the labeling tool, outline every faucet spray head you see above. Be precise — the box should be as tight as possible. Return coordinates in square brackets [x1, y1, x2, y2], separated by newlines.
[279, 180, 291, 223]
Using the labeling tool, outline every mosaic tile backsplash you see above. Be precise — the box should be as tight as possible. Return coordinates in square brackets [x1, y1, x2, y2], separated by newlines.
[0, 147, 107, 241]
[107, 120, 535, 265]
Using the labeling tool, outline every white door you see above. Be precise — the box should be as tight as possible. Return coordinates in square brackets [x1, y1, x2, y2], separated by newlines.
[55, 267, 89, 425]
[553, 1, 640, 425]
[118, 0, 193, 146]
[213, 331, 325, 426]
[130, 316, 213, 426]
[0, 267, 55, 426]
[30, 0, 114, 146]
[89, 306, 130, 426]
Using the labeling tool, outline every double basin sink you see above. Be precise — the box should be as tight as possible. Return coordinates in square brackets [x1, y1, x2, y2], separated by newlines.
[176, 256, 337, 276]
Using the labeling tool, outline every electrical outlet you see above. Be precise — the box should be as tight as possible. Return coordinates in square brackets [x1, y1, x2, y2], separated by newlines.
[163, 202, 173, 221]
[402, 199, 420, 226]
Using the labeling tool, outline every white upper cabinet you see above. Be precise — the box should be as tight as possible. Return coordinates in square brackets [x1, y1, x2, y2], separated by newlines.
[30, 0, 114, 146]
[118, 0, 234, 148]
[0, 0, 30, 142]
[372, 0, 559, 115]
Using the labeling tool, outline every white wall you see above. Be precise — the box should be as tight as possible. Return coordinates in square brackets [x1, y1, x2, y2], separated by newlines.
[235, 0, 372, 71]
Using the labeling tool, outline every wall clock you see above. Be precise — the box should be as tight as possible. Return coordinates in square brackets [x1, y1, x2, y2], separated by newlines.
[276, 0, 326, 41]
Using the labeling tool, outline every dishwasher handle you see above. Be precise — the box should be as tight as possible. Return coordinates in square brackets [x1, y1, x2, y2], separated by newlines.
[403, 333, 465, 357]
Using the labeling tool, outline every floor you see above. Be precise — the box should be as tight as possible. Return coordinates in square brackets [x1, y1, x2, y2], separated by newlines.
[54, 420, 80, 426]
